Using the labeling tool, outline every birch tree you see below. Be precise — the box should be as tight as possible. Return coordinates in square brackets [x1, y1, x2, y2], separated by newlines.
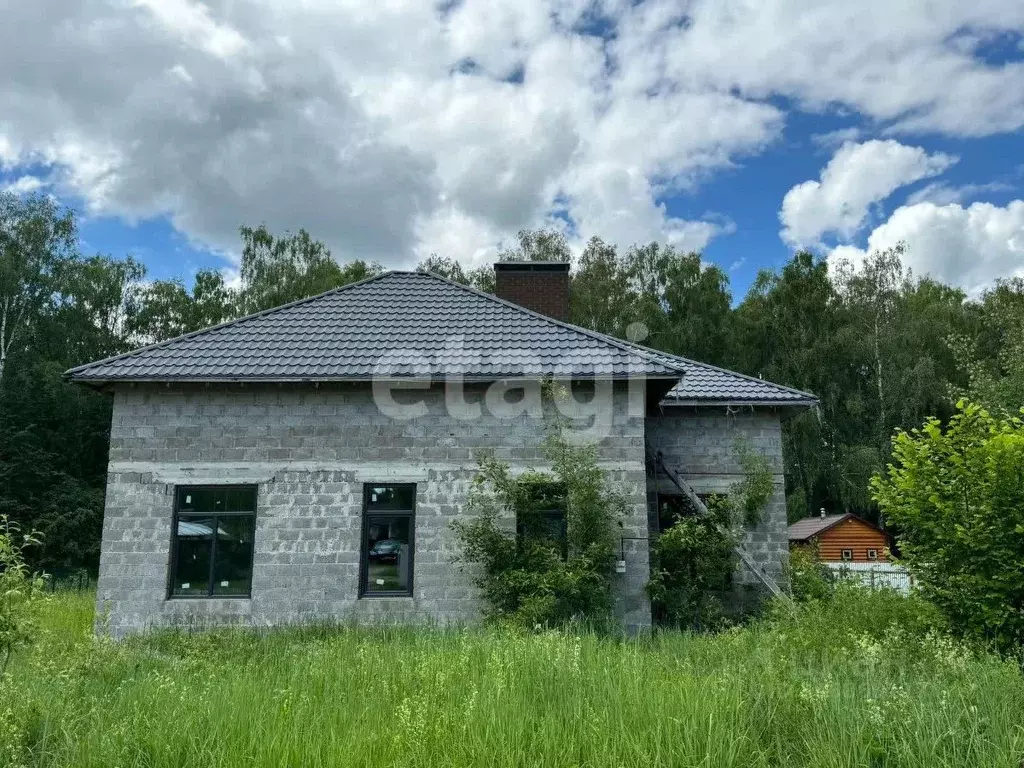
[0, 193, 77, 393]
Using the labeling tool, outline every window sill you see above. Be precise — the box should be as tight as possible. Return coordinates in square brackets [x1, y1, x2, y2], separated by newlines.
[358, 593, 414, 600]
[165, 595, 252, 601]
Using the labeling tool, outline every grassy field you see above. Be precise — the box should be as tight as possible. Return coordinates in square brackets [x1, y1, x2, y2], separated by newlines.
[2, 590, 1023, 767]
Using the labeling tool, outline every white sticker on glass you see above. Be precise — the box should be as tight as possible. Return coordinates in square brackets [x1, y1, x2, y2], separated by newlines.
[181, 582, 190, 589]
[375, 579, 385, 586]
[220, 581, 229, 587]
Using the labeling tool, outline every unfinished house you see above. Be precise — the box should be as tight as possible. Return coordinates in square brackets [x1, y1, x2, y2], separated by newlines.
[68, 262, 816, 636]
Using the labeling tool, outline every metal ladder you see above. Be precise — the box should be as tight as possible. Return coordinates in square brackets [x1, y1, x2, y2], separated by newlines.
[646, 446, 790, 601]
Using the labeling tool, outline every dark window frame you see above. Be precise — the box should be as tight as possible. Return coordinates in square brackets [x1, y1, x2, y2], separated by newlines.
[359, 483, 416, 598]
[167, 484, 258, 600]
[515, 480, 568, 558]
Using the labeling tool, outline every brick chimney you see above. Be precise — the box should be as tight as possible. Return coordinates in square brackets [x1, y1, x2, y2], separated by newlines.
[494, 261, 570, 322]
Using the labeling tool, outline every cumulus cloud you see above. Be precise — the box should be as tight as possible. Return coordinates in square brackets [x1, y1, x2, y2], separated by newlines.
[780, 140, 958, 247]
[1, 0, 1023, 268]
[654, 0, 1024, 137]
[830, 200, 1024, 295]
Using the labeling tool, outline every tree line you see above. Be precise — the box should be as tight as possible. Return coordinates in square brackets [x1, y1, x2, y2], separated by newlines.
[1, 191, 1021, 572]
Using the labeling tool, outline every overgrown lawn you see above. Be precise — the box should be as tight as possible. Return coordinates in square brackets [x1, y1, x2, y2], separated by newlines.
[2, 590, 1023, 767]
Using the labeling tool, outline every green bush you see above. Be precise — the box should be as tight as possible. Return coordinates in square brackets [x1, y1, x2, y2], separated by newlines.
[452, 417, 626, 629]
[871, 400, 1024, 650]
[786, 545, 835, 602]
[0, 515, 47, 677]
[766, 583, 948, 653]
[646, 497, 736, 630]
[647, 440, 776, 629]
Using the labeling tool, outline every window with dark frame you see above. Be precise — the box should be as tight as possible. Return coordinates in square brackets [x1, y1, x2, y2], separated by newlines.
[170, 486, 257, 598]
[361, 484, 416, 597]
[841, 549, 853, 561]
[515, 481, 567, 557]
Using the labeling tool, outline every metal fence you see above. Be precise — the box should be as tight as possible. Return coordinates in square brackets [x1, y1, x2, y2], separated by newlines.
[825, 563, 915, 595]
[44, 569, 96, 592]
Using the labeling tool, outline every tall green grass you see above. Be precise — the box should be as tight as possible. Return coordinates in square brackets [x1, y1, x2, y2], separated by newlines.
[2, 589, 1023, 767]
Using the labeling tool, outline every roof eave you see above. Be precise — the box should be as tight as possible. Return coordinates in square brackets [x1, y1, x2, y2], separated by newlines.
[67, 373, 686, 386]
[658, 398, 819, 408]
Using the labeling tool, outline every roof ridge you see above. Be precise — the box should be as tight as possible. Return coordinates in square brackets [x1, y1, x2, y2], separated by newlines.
[414, 270, 688, 376]
[64, 270, 394, 377]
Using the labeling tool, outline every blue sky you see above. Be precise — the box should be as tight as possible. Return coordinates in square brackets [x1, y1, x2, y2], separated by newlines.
[3, 0, 1024, 300]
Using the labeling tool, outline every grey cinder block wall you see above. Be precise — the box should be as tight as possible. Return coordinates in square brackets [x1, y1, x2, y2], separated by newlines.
[645, 407, 790, 588]
[96, 381, 651, 637]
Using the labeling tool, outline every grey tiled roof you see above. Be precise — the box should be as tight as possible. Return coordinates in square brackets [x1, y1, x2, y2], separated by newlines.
[66, 271, 686, 382]
[67, 270, 818, 407]
[607, 338, 817, 405]
[662, 358, 817, 405]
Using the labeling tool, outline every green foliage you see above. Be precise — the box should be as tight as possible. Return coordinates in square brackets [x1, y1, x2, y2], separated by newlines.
[732, 440, 774, 527]
[0, 191, 78, 390]
[0, 516, 47, 677]
[949, 277, 1024, 416]
[785, 545, 835, 602]
[646, 498, 737, 630]
[238, 224, 382, 313]
[496, 228, 572, 263]
[647, 440, 776, 629]
[131, 269, 235, 342]
[2, 592, 1023, 767]
[452, 413, 625, 628]
[871, 400, 1024, 650]
[415, 254, 494, 293]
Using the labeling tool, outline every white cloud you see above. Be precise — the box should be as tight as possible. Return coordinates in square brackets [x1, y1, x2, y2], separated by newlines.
[830, 200, 1024, 295]
[780, 140, 958, 247]
[654, 0, 1024, 137]
[0, 0, 1022, 269]
[811, 127, 863, 149]
[905, 180, 1014, 206]
[1, 175, 46, 195]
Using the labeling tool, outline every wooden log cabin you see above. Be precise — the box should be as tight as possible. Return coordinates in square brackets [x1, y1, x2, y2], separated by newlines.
[788, 511, 892, 563]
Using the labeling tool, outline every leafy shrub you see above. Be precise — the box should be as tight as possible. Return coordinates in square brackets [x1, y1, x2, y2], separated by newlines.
[647, 440, 776, 630]
[0, 515, 47, 677]
[452, 419, 626, 629]
[732, 441, 775, 527]
[646, 497, 736, 630]
[871, 400, 1024, 650]
[765, 583, 948, 653]
[786, 545, 835, 602]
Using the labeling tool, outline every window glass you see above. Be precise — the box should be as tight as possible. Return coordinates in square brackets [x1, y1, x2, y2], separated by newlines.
[867, 549, 878, 560]
[170, 486, 257, 598]
[361, 484, 415, 596]
[364, 515, 413, 594]
[225, 486, 258, 513]
[172, 516, 214, 596]
[366, 485, 416, 511]
[213, 515, 256, 595]
[841, 549, 853, 561]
